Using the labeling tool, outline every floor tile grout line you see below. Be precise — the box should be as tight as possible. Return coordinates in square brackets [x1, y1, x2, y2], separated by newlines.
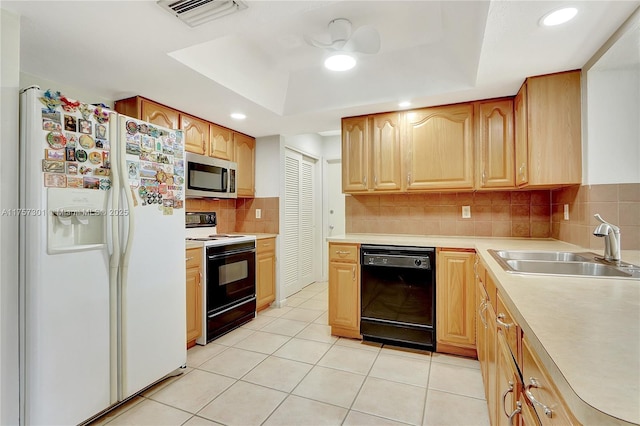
[420, 353, 433, 426]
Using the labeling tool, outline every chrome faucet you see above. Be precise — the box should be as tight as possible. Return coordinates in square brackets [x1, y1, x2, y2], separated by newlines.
[593, 214, 621, 262]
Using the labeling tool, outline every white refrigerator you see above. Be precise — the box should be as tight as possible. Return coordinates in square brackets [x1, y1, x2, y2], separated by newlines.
[19, 87, 186, 425]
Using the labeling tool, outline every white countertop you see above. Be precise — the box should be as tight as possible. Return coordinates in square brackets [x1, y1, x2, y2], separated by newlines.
[328, 234, 640, 425]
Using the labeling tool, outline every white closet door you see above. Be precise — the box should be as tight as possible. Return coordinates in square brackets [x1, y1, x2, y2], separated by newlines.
[283, 149, 316, 297]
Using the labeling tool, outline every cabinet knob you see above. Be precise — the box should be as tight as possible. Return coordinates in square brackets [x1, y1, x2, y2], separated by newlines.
[186, 257, 194, 261]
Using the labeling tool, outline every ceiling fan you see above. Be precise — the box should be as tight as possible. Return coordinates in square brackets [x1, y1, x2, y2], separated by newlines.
[304, 18, 381, 55]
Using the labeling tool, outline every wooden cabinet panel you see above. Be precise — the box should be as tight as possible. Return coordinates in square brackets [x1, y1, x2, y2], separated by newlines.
[518, 71, 582, 187]
[342, 116, 370, 192]
[514, 85, 529, 186]
[234, 132, 255, 197]
[328, 242, 360, 338]
[405, 104, 474, 190]
[256, 237, 276, 311]
[371, 112, 403, 191]
[486, 303, 498, 426]
[476, 99, 515, 189]
[180, 114, 209, 155]
[496, 330, 522, 426]
[476, 277, 489, 397]
[185, 247, 202, 347]
[522, 336, 579, 425]
[497, 293, 521, 366]
[141, 99, 179, 129]
[436, 249, 476, 357]
[209, 123, 234, 161]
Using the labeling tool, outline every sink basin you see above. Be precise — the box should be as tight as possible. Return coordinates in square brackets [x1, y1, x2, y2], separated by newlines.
[488, 249, 640, 279]
[492, 250, 591, 262]
[504, 259, 632, 277]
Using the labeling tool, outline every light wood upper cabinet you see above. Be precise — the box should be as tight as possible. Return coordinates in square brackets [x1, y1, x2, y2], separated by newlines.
[113, 96, 179, 129]
[185, 247, 202, 347]
[476, 99, 515, 189]
[180, 113, 209, 155]
[328, 242, 360, 339]
[209, 123, 235, 161]
[436, 249, 476, 357]
[516, 70, 582, 187]
[256, 237, 276, 311]
[405, 104, 474, 191]
[342, 116, 370, 192]
[514, 85, 529, 186]
[234, 132, 256, 198]
[371, 112, 404, 191]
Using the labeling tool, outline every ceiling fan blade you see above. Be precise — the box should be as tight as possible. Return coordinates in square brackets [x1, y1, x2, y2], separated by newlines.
[343, 25, 380, 54]
[304, 34, 345, 51]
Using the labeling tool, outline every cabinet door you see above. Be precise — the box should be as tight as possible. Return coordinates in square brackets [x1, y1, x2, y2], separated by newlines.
[514, 84, 529, 186]
[180, 114, 209, 155]
[185, 266, 202, 344]
[405, 104, 474, 190]
[328, 261, 360, 337]
[234, 133, 256, 197]
[256, 238, 276, 311]
[496, 330, 521, 426]
[342, 116, 369, 193]
[371, 112, 403, 191]
[436, 249, 476, 355]
[141, 99, 179, 129]
[477, 99, 515, 189]
[486, 304, 498, 426]
[526, 71, 582, 186]
[476, 278, 489, 397]
[209, 123, 234, 161]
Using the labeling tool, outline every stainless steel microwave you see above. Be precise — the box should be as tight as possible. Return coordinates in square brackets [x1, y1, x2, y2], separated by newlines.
[185, 152, 237, 199]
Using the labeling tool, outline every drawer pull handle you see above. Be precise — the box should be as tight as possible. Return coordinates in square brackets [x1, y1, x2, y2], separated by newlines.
[186, 257, 194, 261]
[335, 250, 351, 255]
[352, 267, 356, 281]
[497, 313, 514, 330]
[508, 401, 522, 426]
[502, 381, 515, 418]
[525, 378, 553, 418]
[478, 300, 488, 329]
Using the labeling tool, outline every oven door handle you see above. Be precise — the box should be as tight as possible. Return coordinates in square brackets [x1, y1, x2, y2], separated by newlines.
[208, 249, 255, 260]
[208, 296, 256, 318]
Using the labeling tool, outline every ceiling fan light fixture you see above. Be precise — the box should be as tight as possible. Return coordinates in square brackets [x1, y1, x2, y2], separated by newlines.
[324, 53, 356, 71]
[540, 7, 578, 27]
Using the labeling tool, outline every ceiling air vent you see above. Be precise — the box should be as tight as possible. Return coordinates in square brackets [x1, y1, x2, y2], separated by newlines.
[157, 0, 248, 27]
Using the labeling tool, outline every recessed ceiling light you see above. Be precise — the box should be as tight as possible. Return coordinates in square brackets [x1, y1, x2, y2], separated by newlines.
[399, 101, 411, 108]
[230, 112, 246, 120]
[324, 53, 356, 71]
[540, 7, 578, 26]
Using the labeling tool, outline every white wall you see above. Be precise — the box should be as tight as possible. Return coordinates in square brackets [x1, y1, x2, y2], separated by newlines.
[322, 135, 342, 160]
[1, 8, 21, 425]
[586, 67, 640, 184]
[283, 133, 324, 158]
[255, 135, 282, 197]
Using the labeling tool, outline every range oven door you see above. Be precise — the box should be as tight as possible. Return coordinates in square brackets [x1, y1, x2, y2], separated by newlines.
[205, 241, 256, 341]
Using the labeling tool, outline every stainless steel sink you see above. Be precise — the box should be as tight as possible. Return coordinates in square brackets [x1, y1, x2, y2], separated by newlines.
[504, 259, 632, 277]
[488, 249, 640, 279]
[492, 250, 591, 262]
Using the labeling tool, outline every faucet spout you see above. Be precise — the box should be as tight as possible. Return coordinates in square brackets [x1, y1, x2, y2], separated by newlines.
[593, 214, 621, 262]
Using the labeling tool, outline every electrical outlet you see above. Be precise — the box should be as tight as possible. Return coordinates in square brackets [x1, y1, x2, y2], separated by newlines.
[255, 208, 261, 219]
[462, 205, 471, 219]
[563, 204, 569, 220]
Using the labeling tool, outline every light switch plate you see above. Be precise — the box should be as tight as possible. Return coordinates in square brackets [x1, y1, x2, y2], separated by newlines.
[462, 206, 471, 219]
[255, 208, 261, 219]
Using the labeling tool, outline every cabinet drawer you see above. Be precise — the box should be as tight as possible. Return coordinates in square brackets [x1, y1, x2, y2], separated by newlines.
[257, 238, 276, 253]
[522, 336, 578, 425]
[496, 293, 520, 364]
[186, 248, 202, 269]
[329, 244, 358, 263]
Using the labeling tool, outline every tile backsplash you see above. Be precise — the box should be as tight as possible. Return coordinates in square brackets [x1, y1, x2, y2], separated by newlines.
[551, 183, 640, 250]
[346, 190, 551, 238]
[185, 197, 279, 234]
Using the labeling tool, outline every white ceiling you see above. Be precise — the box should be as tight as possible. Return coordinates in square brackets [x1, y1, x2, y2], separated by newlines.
[3, 0, 639, 138]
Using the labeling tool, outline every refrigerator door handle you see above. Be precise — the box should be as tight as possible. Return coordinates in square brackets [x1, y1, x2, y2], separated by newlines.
[108, 112, 120, 404]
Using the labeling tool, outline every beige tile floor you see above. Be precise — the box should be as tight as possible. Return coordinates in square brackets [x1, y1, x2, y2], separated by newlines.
[92, 281, 489, 426]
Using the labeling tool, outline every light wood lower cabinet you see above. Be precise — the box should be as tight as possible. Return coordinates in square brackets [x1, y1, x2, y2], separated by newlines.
[436, 248, 477, 357]
[185, 247, 203, 348]
[256, 237, 276, 311]
[328, 243, 360, 338]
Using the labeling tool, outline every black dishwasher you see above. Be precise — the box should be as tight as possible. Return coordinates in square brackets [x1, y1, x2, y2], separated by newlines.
[360, 245, 436, 351]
